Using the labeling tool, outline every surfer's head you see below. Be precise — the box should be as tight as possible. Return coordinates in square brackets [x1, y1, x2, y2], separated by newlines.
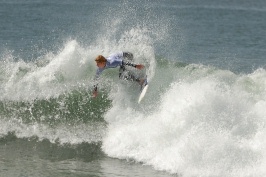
[95, 55, 106, 63]
[95, 55, 107, 68]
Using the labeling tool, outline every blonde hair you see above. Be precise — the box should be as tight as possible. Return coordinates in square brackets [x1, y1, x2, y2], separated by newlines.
[95, 55, 107, 63]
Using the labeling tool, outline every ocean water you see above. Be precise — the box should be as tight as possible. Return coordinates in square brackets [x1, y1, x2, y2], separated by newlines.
[1, 0, 266, 177]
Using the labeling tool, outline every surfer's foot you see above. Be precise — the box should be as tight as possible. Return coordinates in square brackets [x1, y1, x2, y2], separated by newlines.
[138, 78, 148, 87]
[138, 78, 145, 86]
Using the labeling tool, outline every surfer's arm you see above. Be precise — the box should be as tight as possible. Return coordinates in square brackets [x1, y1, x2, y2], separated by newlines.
[92, 80, 98, 98]
[135, 64, 145, 69]
[92, 68, 103, 98]
[122, 61, 144, 69]
[92, 84, 98, 98]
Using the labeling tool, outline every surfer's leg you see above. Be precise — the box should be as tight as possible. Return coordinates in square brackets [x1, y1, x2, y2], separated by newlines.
[120, 69, 141, 83]
[125, 72, 145, 85]
[123, 52, 133, 61]
[119, 65, 126, 79]
[120, 70, 146, 88]
[127, 73, 139, 82]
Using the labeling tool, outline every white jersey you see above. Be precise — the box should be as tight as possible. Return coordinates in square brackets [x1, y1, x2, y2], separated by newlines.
[95, 52, 124, 79]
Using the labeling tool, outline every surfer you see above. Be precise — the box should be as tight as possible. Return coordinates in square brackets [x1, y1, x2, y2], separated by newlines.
[92, 52, 145, 98]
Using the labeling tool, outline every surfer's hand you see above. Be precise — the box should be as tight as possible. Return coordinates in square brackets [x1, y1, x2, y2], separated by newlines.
[136, 64, 144, 70]
[92, 90, 98, 98]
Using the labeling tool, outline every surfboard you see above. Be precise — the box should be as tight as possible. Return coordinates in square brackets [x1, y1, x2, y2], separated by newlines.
[138, 77, 148, 103]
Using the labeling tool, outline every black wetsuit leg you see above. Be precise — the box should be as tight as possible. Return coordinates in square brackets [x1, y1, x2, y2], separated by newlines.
[123, 52, 133, 61]
[120, 52, 140, 82]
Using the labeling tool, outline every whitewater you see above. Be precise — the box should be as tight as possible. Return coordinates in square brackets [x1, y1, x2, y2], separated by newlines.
[103, 56, 266, 176]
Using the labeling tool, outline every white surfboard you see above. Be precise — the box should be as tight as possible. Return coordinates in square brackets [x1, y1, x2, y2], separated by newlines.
[138, 84, 148, 103]
[138, 77, 148, 103]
